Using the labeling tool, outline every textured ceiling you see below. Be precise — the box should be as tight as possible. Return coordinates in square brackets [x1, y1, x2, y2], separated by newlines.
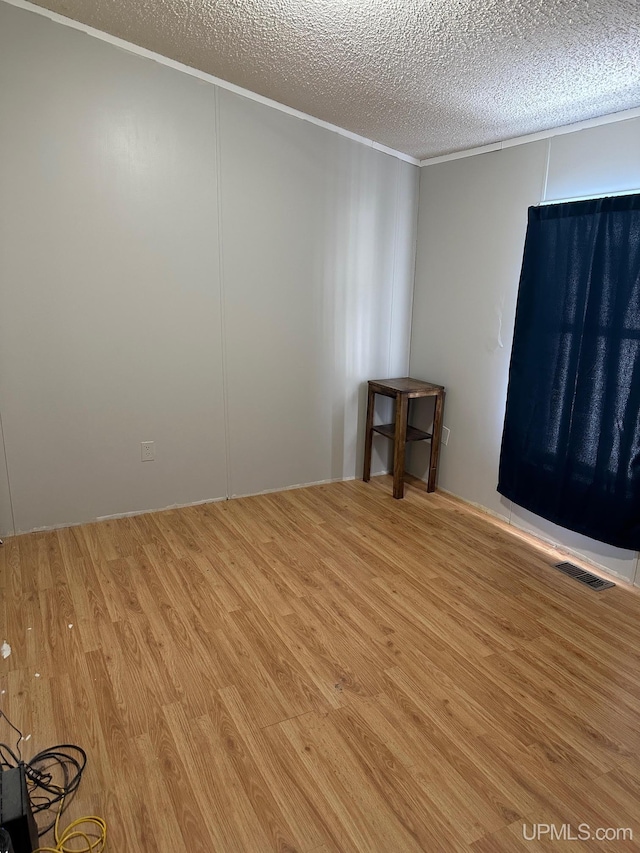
[28, 0, 640, 159]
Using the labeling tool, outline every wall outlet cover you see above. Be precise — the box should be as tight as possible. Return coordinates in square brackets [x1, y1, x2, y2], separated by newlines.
[141, 441, 155, 461]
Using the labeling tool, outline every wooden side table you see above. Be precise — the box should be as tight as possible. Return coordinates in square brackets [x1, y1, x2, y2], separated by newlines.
[363, 377, 446, 499]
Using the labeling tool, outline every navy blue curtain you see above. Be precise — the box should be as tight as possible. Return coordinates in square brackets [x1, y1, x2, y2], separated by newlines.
[498, 194, 640, 550]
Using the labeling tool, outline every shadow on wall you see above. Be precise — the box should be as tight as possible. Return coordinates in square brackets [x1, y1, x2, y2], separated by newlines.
[321, 138, 413, 481]
[406, 396, 437, 480]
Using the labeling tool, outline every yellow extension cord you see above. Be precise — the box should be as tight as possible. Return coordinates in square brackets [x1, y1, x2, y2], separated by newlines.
[31, 790, 107, 853]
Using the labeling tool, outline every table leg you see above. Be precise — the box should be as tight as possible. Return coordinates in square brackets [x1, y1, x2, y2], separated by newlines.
[393, 393, 408, 499]
[428, 390, 445, 492]
[362, 386, 375, 482]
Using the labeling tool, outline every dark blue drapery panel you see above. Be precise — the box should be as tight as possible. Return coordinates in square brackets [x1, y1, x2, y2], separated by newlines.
[498, 194, 640, 550]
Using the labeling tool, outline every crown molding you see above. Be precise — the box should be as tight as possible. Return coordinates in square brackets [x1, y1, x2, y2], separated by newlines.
[420, 105, 640, 167]
[1, 0, 420, 167]
[7, 0, 638, 172]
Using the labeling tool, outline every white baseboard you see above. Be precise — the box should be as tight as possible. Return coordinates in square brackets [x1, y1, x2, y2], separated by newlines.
[230, 474, 360, 500]
[4, 470, 390, 537]
[435, 485, 639, 590]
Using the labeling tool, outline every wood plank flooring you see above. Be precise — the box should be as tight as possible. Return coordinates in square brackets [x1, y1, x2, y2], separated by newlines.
[2, 476, 640, 851]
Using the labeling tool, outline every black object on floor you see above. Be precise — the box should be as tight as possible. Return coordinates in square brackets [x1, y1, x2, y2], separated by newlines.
[0, 766, 38, 853]
[0, 828, 16, 853]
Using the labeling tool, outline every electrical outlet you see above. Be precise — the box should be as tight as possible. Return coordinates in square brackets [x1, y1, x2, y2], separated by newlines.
[141, 441, 155, 462]
[442, 426, 450, 446]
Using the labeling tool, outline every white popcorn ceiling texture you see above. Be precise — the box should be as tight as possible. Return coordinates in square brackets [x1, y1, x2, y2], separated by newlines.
[31, 0, 640, 159]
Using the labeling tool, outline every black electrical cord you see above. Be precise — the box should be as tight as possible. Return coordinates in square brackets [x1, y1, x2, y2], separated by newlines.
[0, 710, 86, 837]
[26, 745, 87, 835]
[0, 709, 23, 759]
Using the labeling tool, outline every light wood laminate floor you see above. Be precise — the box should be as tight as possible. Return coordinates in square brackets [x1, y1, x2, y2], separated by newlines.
[1, 476, 640, 851]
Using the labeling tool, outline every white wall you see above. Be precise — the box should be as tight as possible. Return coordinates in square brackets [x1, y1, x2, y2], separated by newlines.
[410, 118, 640, 584]
[218, 91, 417, 496]
[0, 1, 418, 535]
[0, 2, 228, 534]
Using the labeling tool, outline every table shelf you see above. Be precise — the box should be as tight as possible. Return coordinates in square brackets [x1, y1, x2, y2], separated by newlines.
[372, 424, 432, 442]
[363, 377, 446, 499]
